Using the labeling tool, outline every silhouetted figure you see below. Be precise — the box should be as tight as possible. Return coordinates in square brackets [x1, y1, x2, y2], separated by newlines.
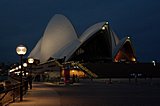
[109, 77, 112, 84]
[135, 74, 138, 84]
[27, 74, 33, 89]
[42, 74, 46, 81]
[75, 74, 79, 83]
[72, 74, 75, 83]
[0, 84, 4, 91]
[35, 74, 40, 82]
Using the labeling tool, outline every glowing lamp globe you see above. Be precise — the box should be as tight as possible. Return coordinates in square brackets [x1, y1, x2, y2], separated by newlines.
[28, 57, 34, 64]
[23, 63, 27, 67]
[16, 45, 27, 55]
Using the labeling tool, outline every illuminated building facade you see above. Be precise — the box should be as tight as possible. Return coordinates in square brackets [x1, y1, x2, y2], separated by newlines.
[28, 14, 137, 78]
[29, 14, 136, 63]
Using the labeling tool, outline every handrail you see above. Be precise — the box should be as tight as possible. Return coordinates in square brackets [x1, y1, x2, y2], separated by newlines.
[0, 79, 28, 106]
[55, 60, 63, 67]
[76, 63, 98, 78]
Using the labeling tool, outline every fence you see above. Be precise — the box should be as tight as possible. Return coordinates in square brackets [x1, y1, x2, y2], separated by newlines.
[0, 79, 28, 106]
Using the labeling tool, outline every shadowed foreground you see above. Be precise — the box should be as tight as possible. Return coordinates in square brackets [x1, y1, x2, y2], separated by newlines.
[10, 78, 160, 106]
[9, 82, 60, 106]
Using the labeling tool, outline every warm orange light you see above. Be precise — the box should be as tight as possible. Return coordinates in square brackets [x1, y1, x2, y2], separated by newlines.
[132, 58, 136, 62]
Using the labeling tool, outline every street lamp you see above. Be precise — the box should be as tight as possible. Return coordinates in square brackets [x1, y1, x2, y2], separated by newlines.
[152, 60, 156, 66]
[28, 57, 34, 74]
[28, 57, 34, 89]
[23, 63, 28, 67]
[16, 44, 27, 101]
[28, 57, 34, 64]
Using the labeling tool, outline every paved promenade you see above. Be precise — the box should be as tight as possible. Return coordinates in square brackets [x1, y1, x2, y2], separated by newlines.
[9, 78, 160, 106]
[9, 82, 60, 106]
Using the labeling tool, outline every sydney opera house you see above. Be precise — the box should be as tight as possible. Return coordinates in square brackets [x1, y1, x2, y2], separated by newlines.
[28, 14, 138, 78]
[29, 14, 136, 63]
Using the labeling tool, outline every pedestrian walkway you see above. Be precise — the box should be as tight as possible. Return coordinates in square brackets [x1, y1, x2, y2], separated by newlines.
[9, 82, 60, 106]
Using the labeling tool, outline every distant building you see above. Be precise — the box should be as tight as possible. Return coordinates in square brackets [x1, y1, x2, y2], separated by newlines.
[28, 14, 137, 78]
[29, 14, 136, 63]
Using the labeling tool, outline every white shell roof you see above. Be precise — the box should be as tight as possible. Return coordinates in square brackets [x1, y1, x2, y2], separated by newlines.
[112, 37, 136, 58]
[110, 30, 120, 53]
[29, 14, 124, 63]
[56, 39, 81, 60]
[38, 14, 78, 62]
[79, 22, 120, 57]
[79, 22, 106, 43]
[28, 38, 42, 60]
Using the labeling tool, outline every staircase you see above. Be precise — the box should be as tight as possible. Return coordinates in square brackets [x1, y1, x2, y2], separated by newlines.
[55, 61, 98, 78]
[54, 60, 63, 67]
[76, 63, 98, 78]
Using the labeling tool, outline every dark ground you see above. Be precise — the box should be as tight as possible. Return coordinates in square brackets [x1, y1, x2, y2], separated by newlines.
[48, 78, 160, 106]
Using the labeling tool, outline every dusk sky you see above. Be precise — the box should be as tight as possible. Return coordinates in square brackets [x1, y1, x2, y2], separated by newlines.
[0, 0, 160, 63]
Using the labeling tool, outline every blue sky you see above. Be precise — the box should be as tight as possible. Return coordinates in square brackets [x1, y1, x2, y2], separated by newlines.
[0, 0, 160, 63]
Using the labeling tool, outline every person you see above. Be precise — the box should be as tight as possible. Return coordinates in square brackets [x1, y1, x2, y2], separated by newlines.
[0, 84, 4, 91]
[72, 74, 75, 83]
[27, 74, 33, 89]
[75, 74, 79, 83]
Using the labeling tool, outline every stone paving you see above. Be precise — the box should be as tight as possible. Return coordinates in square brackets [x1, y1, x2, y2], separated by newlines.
[9, 78, 160, 106]
[9, 82, 60, 106]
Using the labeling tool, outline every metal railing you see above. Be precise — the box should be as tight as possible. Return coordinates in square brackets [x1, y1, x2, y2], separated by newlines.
[0, 79, 28, 106]
[76, 63, 98, 78]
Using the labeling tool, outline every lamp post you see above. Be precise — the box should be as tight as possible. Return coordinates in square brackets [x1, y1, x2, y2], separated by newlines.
[23, 63, 27, 77]
[16, 44, 27, 101]
[152, 60, 156, 79]
[28, 57, 34, 89]
[28, 57, 34, 73]
[28, 57, 34, 64]
[152, 60, 156, 67]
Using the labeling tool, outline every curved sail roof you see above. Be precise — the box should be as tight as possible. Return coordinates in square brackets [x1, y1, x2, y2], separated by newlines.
[28, 38, 42, 60]
[110, 30, 120, 53]
[56, 39, 81, 61]
[67, 22, 120, 61]
[29, 14, 135, 63]
[79, 22, 106, 43]
[79, 22, 120, 55]
[65, 22, 107, 61]
[112, 37, 136, 61]
[39, 14, 78, 62]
